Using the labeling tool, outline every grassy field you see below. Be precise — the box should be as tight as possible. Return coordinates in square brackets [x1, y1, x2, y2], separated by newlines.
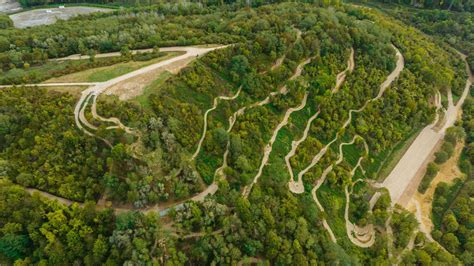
[46, 51, 182, 83]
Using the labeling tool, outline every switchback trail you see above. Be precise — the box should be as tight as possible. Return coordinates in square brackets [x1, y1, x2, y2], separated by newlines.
[191, 86, 243, 160]
[74, 46, 227, 140]
[290, 45, 404, 194]
[332, 48, 355, 93]
[241, 56, 314, 197]
[310, 135, 366, 243]
[242, 93, 308, 198]
[287, 47, 355, 193]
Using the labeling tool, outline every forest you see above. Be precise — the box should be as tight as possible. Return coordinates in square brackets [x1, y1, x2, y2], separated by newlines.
[366, 0, 474, 11]
[0, 0, 473, 264]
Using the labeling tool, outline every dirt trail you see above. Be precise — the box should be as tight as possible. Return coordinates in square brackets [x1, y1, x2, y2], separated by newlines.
[26, 188, 78, 207]
[240, 56, 314, 197]
[290, 45, 403, 194]
[332, 48, 355, 93]
[285, 111, 320, 187]
[191, 86, 243, 160]
[379, 51, 472, 207]
[75, 46, 226, 139]
[341, 137, 376, 248]
[266, 28, 301, 73]
[242, 93, 308, 198]
[287, 48, 356, 193]
[310, 135, 361, 243]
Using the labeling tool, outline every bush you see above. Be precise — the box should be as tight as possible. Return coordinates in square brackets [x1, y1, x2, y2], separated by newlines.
[441, 141, 455, 158]
[0, 15, 13, 29]
[418, 162, 439, 193]
[435, 150, 449, 164]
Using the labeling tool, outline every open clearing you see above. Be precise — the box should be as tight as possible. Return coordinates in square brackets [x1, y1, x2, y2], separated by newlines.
[0, 0, 21, 13]
[45, 52, 183, 83]
[10, 6, 112, 28]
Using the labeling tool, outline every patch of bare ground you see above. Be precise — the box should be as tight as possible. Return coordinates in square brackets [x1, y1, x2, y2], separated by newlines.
[104, 57, 194, 100]
[407, 141, 464, 233]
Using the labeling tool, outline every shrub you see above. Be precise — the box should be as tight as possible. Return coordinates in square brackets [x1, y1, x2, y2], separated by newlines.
[441, 141, 454, 157]
[418, 162, 439, 193]
[435, 150, 449, 164]
[0, 15, 13, 29]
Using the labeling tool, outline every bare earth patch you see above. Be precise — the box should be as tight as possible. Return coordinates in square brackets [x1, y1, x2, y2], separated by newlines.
[0, 0, 21, 13]
[104, 57, 194, 100]
[407, 141, 464, 233]
[45, 52, 182, 84]
[10, 6, 112, 28]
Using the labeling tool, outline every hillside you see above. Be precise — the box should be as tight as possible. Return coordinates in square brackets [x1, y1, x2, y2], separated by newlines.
[0, 1, 472, 264]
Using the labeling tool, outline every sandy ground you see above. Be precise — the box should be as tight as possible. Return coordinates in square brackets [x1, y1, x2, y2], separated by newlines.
[0, 0, 21, 13]
[407, 141, 464, 234]
[10, 6, 112, 28]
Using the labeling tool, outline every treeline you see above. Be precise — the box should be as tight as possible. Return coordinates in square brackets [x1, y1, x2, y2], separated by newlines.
[429, 93, 474, 265]
[18, 0, 159, 7]
[364, 0, 474, 12]
[0, 180, 185, 264]
[19, 0, 341, 8]
[375, 4, 474, 73]
[0, 2, 241, 74]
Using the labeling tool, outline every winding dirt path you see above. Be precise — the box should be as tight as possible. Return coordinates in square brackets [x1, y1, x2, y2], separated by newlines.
[74, 46, 227, 138]
[191, 86, 243, 160]
[0, 82, 98, 88]
[242, 93, 308, 198]
[240, 56, 314, 197]
[332, 48, 355, 93]
[339, 135, 377, 248]
[287, 48, 356, 193]
[290, 45, 404, 194]
[310, 136, 362, 243]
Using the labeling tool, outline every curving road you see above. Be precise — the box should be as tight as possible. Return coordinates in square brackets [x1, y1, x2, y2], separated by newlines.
[241, 56, 314, 197]
[74, 46, 227, 138]
[332, 48, 355, 93]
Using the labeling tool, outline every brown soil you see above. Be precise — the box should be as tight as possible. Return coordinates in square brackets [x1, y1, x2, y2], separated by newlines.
[104, 57, 193, 100]
[408, 141, 464, 233]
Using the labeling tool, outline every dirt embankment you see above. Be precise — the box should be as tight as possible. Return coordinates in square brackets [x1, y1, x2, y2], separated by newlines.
[407, 141, 464, 234]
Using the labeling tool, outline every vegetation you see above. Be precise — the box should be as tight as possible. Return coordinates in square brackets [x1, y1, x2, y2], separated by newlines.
[429, 94, 474, 264]
[0, 179, 185, 264]
[366, 2, 474, 73]
[0, 0, 472, 264]
[364, 0, 474, 12]
[418, 162, 439, 193]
